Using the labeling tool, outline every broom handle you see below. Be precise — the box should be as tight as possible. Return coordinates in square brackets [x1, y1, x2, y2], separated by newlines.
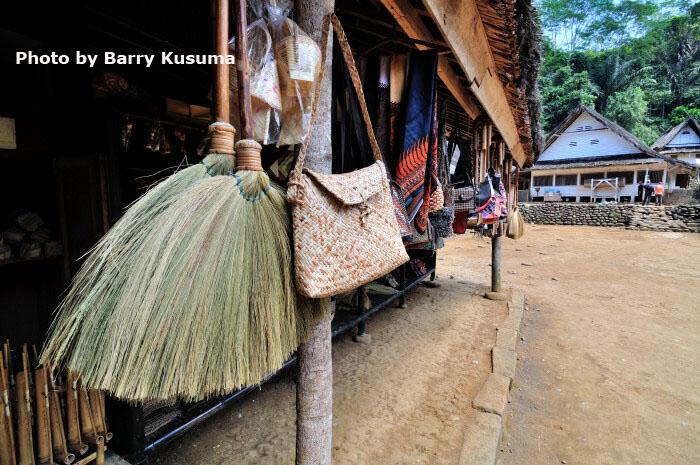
[235, 0, 253, 139]
[213, 0, 230, 123]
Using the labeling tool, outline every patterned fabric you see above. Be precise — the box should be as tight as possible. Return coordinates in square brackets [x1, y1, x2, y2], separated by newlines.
[391, 182, 412, 237]
[454, 186, 476, 212]
[394, 52, 440, 234]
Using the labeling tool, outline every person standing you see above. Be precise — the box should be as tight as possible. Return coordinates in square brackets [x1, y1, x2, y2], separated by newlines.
[643, 182, 655, 206]
[655, 182, 664, 206]
[637, 180, 644, 204]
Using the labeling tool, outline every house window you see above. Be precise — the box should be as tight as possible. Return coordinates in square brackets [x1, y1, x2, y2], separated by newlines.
[555, 174, 578, 186]
[569, 141, 578, 147]
[606, 171, 634, 184]
[533, 175, 553, 187]
[676, 173, 690, 188]
[581, 172, 605, 184]
[590, 139, 599, 145]
[637, 170, 663, 183]
[576, 126, 583, 132]
[585, 125, 592, 130]
[682, 130, 690, 135]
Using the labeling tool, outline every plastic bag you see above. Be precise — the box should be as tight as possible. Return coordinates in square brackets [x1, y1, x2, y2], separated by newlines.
[267, 1, 322, 147]
[229, 6, 282, 144]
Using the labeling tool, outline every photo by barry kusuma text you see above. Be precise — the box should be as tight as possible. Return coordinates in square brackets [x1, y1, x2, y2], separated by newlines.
[15, 51, 236, 67]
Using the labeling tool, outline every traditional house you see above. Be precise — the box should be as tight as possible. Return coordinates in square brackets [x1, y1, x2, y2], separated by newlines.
[652, 118, 700, 181]
[522, 105, 697, 202]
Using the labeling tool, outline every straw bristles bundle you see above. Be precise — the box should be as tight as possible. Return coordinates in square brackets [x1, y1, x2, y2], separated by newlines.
[42, 170, 324, 402]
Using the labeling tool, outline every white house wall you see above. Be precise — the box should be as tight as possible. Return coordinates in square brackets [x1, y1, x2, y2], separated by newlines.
[539, 112, 642, 162]
[667, 124, 700, 148]
[529, 163, 670, 201]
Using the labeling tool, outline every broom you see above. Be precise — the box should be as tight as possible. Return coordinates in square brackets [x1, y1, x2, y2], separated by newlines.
[41, 0, 324, 402]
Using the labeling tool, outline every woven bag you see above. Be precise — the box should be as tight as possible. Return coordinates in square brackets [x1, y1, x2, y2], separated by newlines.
[287, 15, 409, 299]
[454, 186, 475, 212]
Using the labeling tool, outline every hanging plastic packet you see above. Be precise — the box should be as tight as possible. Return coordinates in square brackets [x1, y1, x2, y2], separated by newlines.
[229, 0, 282, 145]
[266, 0, 322, 147]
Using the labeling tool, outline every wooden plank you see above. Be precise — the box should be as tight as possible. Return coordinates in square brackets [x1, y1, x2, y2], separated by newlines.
[410, 0, 528, 166]
[378, 0, 481, 120]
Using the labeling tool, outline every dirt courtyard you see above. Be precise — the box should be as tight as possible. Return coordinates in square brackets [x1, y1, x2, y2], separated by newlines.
[496, 225, 700, 465]
[151, 225, 699, 465]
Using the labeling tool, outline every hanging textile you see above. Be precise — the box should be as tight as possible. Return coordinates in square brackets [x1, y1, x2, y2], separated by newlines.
[394, 51, 440, 234]
[429, 110, 454, 239]
[389, 54, 407, 167]
[331, 47, 411, 237]
[375, 55, 391, 162]
[332, 37, 375, 173]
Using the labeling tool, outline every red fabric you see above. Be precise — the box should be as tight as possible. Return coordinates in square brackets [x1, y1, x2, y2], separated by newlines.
[453, 211, 469, 234]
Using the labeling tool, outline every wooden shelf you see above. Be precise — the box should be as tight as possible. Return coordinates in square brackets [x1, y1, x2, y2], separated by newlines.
[0, 255, 62, 268]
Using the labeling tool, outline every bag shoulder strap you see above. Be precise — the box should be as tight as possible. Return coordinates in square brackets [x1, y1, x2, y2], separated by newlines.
[291, 14, 383, 179]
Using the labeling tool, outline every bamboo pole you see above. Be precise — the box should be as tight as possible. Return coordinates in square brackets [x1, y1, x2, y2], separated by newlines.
[15, 373, 34, 465]
[78, 388, 102, 446]
[4, 342, 14, 388]
[34, 366, 53, 465]
[48, 371, 75, 464]
[88, 391, 111, 443]
[0, 357, 16, 465]
[65, 374, 86, 456]
[212, 0, 230, 124]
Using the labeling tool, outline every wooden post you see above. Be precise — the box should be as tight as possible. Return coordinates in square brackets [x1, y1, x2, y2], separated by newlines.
[485, 234, 506, 301]
[234, 0, 253, 139]
[212, 0, 230, 124]
[295, 1, 335, 464]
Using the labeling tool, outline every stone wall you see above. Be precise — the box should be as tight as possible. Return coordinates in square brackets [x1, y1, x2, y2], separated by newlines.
[664, 188, 700, 205]
[519, 203, 700, 232]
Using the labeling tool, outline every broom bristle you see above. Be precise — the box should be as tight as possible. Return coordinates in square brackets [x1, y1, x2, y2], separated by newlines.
[42, 169, 324, 402]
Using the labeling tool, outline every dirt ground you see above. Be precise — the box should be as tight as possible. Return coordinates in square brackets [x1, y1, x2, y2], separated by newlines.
[495, 225, 700, 465]
[151, 236, 508, 465]
[151, 225, 699, 465]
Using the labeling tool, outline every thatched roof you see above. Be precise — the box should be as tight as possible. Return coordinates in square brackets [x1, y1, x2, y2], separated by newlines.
[530, 154, 663, 171]
[475, 0, 543, 163]
[540, 105, 697, 172]
[652, 117, 700, 152]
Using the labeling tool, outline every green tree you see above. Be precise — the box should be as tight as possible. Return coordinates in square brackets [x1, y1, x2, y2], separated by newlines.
[604, 86, 658, 144]
[537, 1, 700, 142]
[669, 105, 700, 125]
[540, 66, 599, 133]
[655, 4, 700, 108]
[588, 53, 652, 111]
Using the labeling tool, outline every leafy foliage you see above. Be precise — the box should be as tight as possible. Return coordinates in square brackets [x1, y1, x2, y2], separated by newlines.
[604, 86, 658, 144]
[669, 105, 700, 125]
[538, 0, 700, 143]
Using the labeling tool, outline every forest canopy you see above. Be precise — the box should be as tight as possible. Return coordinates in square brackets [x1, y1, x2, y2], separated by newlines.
[537, 0, 700, 145]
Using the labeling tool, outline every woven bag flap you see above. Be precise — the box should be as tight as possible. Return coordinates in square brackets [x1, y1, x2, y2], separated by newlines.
[304, 161, 386, 206]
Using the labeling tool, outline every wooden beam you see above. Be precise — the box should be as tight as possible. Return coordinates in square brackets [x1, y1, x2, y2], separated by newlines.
[379, 0, 527, 165]
[419, 0, 527, 166]
[379, 0, 481, 120]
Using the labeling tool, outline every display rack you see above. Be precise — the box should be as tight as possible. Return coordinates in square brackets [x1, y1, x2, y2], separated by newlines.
[113, 253, 437, 465]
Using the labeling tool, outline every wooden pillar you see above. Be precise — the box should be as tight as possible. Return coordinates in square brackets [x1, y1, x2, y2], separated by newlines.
[295, 1, 335, 464]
